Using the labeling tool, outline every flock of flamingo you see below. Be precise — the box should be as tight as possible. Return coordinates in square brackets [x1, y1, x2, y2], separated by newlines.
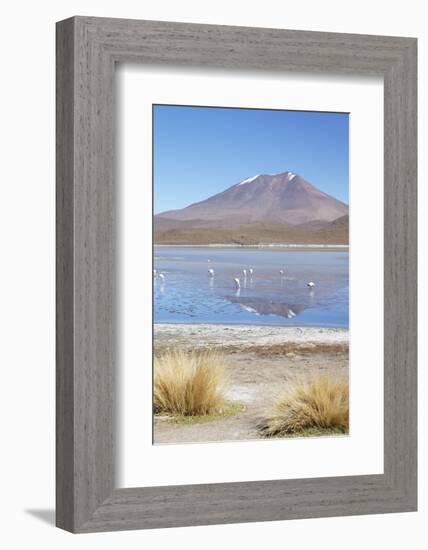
[153, 265, 315, 290]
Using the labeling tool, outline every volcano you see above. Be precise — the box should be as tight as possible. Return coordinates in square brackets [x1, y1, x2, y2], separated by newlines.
[154, 172, 349, 245]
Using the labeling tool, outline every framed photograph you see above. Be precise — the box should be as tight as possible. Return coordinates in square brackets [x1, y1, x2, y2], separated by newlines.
[56, 16, 417, 532]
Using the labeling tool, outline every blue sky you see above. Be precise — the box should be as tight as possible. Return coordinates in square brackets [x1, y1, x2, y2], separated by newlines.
[153, 105, 349, 214]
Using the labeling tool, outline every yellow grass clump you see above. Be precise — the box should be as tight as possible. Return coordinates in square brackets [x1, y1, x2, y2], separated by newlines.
[259, 376, 349, 437]
[154, 349, 228, 416]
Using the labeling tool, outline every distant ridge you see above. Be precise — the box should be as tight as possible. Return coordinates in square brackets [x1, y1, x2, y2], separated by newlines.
[155, 172, 348, 245]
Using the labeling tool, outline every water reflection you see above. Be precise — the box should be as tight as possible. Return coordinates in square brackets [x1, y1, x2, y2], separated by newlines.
[228, 295, 306, 319]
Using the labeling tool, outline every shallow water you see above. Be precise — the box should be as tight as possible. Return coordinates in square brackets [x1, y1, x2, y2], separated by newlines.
[154, 247, 349, 328]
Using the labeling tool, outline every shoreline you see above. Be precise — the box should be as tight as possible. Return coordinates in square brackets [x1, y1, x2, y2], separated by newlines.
[154, 323, 349, 350]
[154, 243, 348, 249]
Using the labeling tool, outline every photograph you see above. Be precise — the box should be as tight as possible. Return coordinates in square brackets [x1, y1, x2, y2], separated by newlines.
[152, 104, 350, 444]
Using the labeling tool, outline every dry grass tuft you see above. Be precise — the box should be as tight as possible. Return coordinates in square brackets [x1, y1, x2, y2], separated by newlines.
[154, 349, 228, 416]
[259, 375, 349, 437]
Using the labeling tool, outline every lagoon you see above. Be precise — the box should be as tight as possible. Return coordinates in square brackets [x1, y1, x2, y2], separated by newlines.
[154, 246, 349, 328]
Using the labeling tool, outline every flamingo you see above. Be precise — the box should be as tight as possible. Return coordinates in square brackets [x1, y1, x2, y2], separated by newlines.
[153, 269, 157, 277]
[279, 269, 285, 276]
[307, 281, 315, 288]
[249, 268, 253, 276]
[233, 277, 241, 289]
[159, 273, 165, 283]
[208, 268, 214, 277]
[242, 269, 247, 278]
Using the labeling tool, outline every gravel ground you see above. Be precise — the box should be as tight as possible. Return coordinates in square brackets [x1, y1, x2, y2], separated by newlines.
[154, 323, 348, 349]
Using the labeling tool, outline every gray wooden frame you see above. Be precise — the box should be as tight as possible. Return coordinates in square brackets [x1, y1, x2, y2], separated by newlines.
[56, 16, 417, 533]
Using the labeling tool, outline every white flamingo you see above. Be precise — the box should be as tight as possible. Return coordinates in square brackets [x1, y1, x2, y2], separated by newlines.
[153, 269, 157, 277]
[307, 281, 315, 288]
[279, 269, 285, 276]
[242, 269, 247, 278]
[208, 268, 214, 277]
[249, 268, 253, 276]
[159, 273, 165, 283]
[233, 277, 241, 289]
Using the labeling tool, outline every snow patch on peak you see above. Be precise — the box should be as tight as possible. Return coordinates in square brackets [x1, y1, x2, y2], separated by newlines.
[237, 174, 260, 186]
[237, 171, 297, 186]
[268, 171, 297, 180]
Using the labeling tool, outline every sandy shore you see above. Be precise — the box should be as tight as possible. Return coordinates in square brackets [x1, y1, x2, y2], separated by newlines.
[154, 324, 349, 445]
[155, 323, 348, 351]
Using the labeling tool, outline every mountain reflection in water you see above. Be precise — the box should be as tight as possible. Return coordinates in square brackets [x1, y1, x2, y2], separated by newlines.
[228, 296, 305, 319]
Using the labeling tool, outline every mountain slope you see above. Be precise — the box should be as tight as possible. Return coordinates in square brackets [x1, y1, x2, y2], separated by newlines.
[157, 171, 348, 226]
[154, 171, 349, 244]
[154, 218, 349, 245]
